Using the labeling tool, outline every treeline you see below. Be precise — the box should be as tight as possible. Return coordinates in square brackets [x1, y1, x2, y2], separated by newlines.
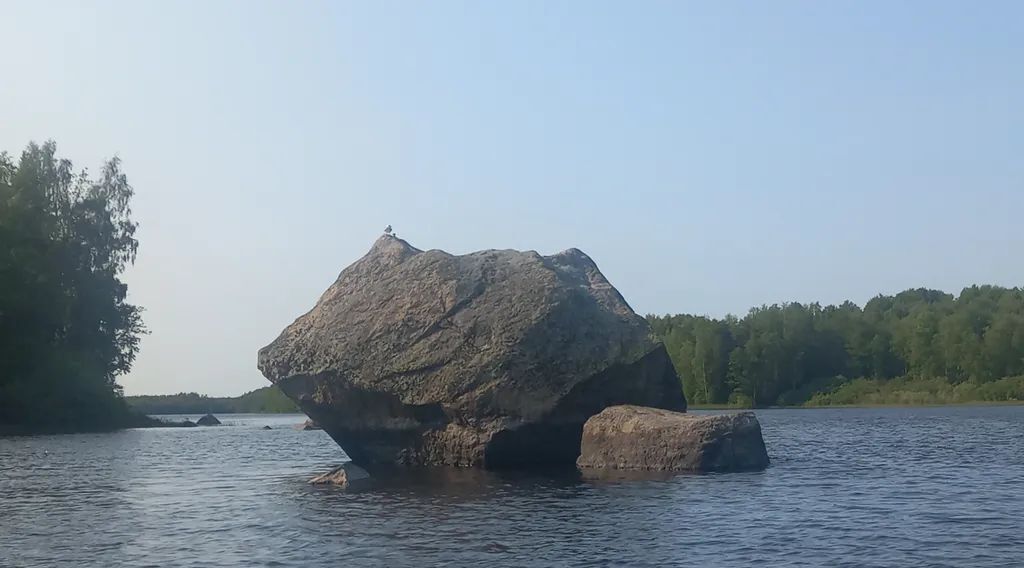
[806, 375, 1024, 407]
[0, 142, 148, 432]
[127, 386, 298, 415]
[648, 286, 1024, 407]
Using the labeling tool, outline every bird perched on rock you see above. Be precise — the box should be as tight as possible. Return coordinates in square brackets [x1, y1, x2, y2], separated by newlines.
[384, 225, 393, 236]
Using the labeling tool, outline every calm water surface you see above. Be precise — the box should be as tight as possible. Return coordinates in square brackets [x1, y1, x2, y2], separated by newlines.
[2, 407, 1023, 567]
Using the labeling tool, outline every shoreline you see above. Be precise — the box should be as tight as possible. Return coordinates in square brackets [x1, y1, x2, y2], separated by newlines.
[7, 403, 1021, 436]
[0, 412, 190, 437]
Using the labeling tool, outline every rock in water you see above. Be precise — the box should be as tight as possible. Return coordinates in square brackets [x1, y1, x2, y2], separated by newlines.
[309, 463, 371, 487]
[299, 419, 322, 431]
[196, 414, 221, 426]
[576, 405, 769, 472]
[258, 235, 686, 468]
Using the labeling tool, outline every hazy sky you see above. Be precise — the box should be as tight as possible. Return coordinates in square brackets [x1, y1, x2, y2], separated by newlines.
[2, 1, 1022, 396]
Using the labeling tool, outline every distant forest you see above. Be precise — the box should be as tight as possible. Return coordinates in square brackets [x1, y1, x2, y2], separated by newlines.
[126, 386, 297, 415]
[649, 286, 1024, 407]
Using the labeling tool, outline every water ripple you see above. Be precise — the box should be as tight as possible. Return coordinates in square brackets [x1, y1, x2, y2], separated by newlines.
[1, 408, 1024, 567]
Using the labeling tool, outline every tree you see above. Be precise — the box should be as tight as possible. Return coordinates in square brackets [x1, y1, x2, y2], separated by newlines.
[649, 283, 1024, 407]
[0, 141, 145, 432]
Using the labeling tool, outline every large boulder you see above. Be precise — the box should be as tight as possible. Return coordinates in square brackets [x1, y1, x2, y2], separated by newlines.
[258, 235, 685, 469]
[576, 405, 769, 472]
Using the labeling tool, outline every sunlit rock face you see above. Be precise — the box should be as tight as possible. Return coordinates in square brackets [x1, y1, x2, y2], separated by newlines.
[577, 405, 770, 473]
[258, 235, 685, 469]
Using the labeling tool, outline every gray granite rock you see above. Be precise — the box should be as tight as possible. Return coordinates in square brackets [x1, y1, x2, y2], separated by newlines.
[258, 235, 685, 469]
[576, 405, 769, 472]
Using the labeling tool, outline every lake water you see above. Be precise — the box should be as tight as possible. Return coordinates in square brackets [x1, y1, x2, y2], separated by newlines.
[1, 406, 1022, 567]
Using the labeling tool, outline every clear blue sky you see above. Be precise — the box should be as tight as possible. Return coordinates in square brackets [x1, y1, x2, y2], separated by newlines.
[2, 1, 1022, 395]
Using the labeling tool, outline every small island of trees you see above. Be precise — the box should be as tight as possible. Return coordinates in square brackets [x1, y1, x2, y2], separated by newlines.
[0, 142, 152, 433]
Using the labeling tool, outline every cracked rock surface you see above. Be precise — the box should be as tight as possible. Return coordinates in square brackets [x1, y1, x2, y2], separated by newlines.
[258, 235, 685, 469]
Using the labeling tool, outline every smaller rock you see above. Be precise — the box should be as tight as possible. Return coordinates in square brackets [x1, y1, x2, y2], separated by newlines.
[298, 419, 321, 431]
[577, 405, 769, 473]
[196, 414, 221, 426]
[309, 463, 370, 487]
[262, 425, 273, 430]
[178, 419, 197, 428]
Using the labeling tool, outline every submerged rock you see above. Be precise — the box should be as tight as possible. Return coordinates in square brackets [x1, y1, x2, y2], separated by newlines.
[576, 405, 769, 473]
[262, 425, 273, 430]
[258, 235, 685, 469]
[309, 463, 371, 487]
[196, 414, 221, 426]
[298, 419, 322, 431]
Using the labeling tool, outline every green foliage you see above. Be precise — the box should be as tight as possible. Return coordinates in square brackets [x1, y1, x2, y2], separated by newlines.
[235, 385, 299, 412]
[649, 286, 1024, 407]
[126, 386, 299, 415]
[0, 142, 145, 432]
[806, 375, 1024, 406]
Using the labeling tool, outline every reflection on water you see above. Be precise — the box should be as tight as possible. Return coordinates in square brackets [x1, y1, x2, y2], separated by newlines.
[2, 407, 1023, 567]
